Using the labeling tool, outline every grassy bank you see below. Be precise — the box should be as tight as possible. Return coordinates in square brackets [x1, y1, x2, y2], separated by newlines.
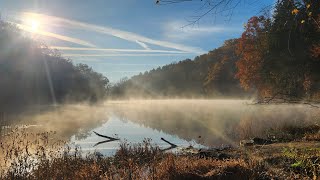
[1, 126, 320, 180]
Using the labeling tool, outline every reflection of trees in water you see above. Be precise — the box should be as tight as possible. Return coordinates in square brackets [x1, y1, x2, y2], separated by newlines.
[74, 131, 92, 141]
[1, 101, 318, 148]
[235, 106, 316, 139]
[0, 105, 111, 171]
[0, 105, 110, 143]
[110, 101, 245, 146]
[109, 100, 318, 147]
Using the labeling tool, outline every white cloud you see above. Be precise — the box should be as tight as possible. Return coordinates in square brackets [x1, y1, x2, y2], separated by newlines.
[63, 53, 184, 57]
[163, 21, 241, 40]
[50, 46, 188, 54]
[20, 12, 205, 54]
[10, 22, 97, 47]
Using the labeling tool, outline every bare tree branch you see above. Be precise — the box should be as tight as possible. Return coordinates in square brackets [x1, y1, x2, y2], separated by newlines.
[156, 0, 274, 27]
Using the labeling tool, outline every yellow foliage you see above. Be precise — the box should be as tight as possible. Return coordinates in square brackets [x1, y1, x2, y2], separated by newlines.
[292, 9, 299, 15]
[306, 4, 311, 9]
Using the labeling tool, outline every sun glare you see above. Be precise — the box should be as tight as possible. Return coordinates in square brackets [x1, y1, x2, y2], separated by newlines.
[25, 17, 40, 33]
[30, 19, 40, 32]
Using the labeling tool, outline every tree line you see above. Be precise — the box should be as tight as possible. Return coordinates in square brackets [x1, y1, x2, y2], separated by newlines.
[236, 0, 320, 102]
[112, 0, 320, 102]
[0, 0, 318, 109]
[111, 39, 248, 98]
[0, 21, 109, 112]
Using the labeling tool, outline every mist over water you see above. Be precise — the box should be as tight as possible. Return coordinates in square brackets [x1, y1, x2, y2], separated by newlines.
[106, 100, 319, 146]
[1, 100, 319, 155]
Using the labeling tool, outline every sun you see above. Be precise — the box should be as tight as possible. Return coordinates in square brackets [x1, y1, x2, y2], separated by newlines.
[31, 19, 40, 31]
[30, 19, 40, 32]
[25, 18, 40, 33]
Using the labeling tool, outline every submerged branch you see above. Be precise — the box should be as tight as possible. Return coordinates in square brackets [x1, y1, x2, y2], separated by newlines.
[161, 137, 178, 151]
[93, 139, 118, 147]
[93, 131, 120, 146]
[93, 131, 120, 147]
[93, 131, 120, 141]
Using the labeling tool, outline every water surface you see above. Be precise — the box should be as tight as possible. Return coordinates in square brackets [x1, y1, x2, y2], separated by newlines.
[1, 100, 318, 156]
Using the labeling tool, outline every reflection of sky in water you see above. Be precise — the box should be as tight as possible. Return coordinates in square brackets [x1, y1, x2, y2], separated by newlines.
[69, 117, 204, 156]
[2, 100, 318, 157]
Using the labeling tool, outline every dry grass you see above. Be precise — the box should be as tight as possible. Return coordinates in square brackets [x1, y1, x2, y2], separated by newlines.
[241, 141, 320, 180]
[304, 133, 320, 141]
[0, 130, 266, 180]
[1, 127, 320, 179]
[151, 156, 266, 179]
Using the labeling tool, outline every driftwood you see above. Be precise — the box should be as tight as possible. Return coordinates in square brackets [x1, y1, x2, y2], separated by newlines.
[160, 137, 178, 151]
[93, 131, 120, 141]
[93, 131, 120, 147]
[91, 134, 234, 160]
[92, 132, 180, 149]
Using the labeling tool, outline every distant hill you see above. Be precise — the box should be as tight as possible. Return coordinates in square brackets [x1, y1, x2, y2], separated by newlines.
[0, 21, 109, 112]
[111, 39, 250, 98]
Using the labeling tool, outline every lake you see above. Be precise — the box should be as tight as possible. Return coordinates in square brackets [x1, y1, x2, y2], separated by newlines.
[0, 100, 318, 156]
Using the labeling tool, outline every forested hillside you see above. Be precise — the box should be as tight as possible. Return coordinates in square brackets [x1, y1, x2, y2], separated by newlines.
[111, 39, 248, 98]
[235, 1, 320, 102]
[1, 0, 319, 105]
[0, 21, 109, 112]
[112, 0, 320, 102]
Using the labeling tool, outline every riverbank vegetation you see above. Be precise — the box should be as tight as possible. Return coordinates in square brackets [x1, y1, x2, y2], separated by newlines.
[1, 125, 320, 179]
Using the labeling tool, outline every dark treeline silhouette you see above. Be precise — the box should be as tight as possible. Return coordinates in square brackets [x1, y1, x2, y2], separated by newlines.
[111, 39, 248, 98]
[0, 21, 109, 112]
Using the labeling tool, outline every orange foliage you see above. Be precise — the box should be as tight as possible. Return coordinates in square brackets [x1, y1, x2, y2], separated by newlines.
[310, 44, 320, 59]
[310, 15, 320, 59]
[303, 74, 312, 93]
[235, 16, 269, 92]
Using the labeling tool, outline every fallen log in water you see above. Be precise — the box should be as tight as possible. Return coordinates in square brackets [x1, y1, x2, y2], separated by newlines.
[160, 137, 178, 151]
[93, 131, 120, 141]
[93, 131, 120, 147]
[161, 137, 177, 148]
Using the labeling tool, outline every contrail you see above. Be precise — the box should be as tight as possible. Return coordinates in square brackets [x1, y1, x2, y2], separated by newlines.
[12, 22, 97, 48]
[50, 46, 189, 54]
[63, 53, 185, 57]
[21, 12, 205, 54]
[135, 40, 151, 50]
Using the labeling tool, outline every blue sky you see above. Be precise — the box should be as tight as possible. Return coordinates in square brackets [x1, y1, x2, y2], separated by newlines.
[0, 0, 273, 82]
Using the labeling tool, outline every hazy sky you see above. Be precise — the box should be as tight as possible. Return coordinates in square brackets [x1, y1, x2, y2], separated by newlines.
[0, 0, 273, 82]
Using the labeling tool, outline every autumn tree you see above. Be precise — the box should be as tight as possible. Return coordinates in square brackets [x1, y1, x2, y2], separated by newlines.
[111, 40, 248, 99]
[311, 12, 320, 59]
[267, 0, 320, 100]
[235, 16, 270, 98]
[204, 39, 245, 96]
[236, 0, 320, 101]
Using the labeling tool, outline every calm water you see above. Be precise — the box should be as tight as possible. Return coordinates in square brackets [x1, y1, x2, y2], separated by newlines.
[1, 100, 319, 156]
